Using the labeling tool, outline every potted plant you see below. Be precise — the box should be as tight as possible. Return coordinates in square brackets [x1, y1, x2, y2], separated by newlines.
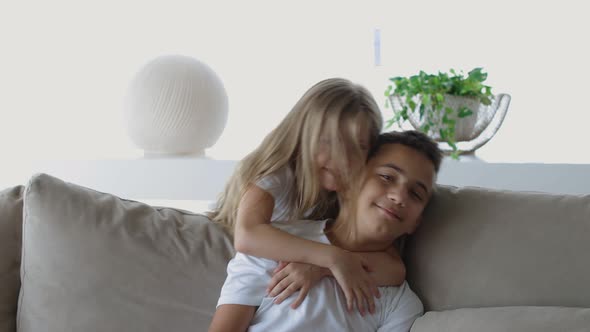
[384, 67, 495, 158]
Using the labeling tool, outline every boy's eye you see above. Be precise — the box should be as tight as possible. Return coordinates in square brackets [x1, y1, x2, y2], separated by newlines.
[379, 174, 393, 181]
[411, 190, 424, 201]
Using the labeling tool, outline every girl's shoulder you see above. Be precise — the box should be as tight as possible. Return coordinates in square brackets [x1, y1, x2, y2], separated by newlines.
[255, 167, 297, 222]
[255, 166, 295, 193]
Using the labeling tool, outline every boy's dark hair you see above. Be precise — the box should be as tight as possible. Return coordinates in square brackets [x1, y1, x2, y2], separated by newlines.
[368, 130, 443, 173]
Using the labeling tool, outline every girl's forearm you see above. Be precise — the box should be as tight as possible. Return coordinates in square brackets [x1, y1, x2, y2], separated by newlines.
[234, 223, 406, 285]
[234, 223, 342, 268]
[289, 251, 406, 285]
[357, 251, 406, 286]
[234, 185, 342, 268]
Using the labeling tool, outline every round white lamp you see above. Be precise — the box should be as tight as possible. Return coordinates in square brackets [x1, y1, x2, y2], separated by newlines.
[123, 55, 228, 157]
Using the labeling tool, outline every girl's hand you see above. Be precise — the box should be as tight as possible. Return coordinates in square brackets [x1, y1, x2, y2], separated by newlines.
[329, 250, 380, 316]
[267, 261, 327, 309]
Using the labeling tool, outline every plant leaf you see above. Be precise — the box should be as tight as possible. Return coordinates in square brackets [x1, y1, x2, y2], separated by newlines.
[385, 118, 396, 129]
[442, 114, 456, 125]
[448, 140, 458, 150]
[400, 106, 409, 120]
[457, 107, 474, 118]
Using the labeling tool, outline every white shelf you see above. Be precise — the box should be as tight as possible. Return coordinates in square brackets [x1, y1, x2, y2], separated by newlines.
[2, 158, 589, 200]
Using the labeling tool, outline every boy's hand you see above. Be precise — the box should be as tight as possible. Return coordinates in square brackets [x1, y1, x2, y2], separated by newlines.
[329, 250, 380, 316]
[267, 261, 328, 309]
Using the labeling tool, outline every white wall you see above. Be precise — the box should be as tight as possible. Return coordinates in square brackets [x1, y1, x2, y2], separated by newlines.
[1, 1, 588, 209]
[1, 0, 589, 164]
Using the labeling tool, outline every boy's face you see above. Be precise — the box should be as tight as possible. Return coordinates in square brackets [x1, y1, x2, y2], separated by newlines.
[355, 143, 436, 242]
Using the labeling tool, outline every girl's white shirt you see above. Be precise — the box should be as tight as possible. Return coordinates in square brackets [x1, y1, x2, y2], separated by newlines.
[255, 167, 297, 223]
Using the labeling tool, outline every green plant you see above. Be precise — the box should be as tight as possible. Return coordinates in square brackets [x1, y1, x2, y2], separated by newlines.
[384, 67, 494, 158]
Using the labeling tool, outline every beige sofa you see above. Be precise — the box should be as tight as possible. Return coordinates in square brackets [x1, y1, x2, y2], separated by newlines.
[1, 173, 589, 331]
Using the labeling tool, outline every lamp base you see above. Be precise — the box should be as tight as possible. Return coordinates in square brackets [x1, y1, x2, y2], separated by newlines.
[143, 150, 206, 159]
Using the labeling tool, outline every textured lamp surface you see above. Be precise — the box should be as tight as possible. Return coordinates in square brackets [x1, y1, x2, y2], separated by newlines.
[124, 55, 228, 157]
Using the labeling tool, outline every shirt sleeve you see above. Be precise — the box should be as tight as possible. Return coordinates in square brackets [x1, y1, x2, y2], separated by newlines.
[255, 167, 294, 222]
[377, 282, 424, 332]
[217, 252, 276, 307]
[255, 170, 284, 199]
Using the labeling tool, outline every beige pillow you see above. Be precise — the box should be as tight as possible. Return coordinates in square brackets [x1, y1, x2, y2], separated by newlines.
[0, 186, 24, 332]
[18, 174, 234, 332]
[405, 185, 590, 311]
[411, 306, 590, 332]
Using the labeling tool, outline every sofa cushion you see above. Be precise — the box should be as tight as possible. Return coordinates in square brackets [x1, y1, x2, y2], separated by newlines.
[0, 186, 24, 332]
[18, 173, 235, 332]
[405, 185, 590, 311]
[410, 306, 590, 332]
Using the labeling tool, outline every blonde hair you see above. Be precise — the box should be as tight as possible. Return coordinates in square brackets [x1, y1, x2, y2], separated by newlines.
[209, 78, 383, 235]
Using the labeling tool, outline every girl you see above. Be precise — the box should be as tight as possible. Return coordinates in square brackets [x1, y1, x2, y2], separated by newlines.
[209, 78, 405, 315]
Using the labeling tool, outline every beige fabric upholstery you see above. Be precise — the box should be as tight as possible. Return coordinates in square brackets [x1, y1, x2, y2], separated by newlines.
[18, 174, 235, 332]
[8, 173, 590, 331]
[0, 186, 23, 332]
[410, 306, 590, 332]
[405, 185, 590, 311]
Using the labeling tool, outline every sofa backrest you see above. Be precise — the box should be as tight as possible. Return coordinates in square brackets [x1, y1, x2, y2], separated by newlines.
[405, 185, 590, 311]
[0, 185, 23, 332]
[18, 174, 235, 332]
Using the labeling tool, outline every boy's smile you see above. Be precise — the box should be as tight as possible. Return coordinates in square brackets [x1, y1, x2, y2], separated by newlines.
[375, 203, 402, 223]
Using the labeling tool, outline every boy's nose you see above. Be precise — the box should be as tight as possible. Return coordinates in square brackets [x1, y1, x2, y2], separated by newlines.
[387, 187, 407, 207]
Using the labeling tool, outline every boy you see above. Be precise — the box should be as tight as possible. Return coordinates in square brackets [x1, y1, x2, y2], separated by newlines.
[209, 130, 442, 331]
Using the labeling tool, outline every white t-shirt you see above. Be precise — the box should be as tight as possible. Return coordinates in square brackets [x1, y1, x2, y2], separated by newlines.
[255, 167, 296, 223]
[217, 219, 424, 332]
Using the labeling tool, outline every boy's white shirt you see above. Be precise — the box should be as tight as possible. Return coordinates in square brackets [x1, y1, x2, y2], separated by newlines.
[217, 219, 424, 332]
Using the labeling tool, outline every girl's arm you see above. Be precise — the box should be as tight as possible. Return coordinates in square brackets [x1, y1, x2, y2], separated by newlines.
[234, 184, 379, 315]
[267, 246, 405, 308]
[208, 304, 255, 332]
[234, 184, 340, 266]
[267, 261, 332, 309]
[357, 245, 406, 286]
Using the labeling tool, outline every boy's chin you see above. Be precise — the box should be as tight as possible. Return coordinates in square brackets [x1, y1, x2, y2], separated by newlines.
[364, 227, 399, 246]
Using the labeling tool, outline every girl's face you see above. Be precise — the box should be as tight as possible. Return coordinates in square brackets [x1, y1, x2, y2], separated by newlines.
[315, 139, 339, 191]
[315, 120, 371, 192]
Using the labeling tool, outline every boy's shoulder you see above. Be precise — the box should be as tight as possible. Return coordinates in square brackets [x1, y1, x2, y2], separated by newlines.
[378, 281, 424, 328]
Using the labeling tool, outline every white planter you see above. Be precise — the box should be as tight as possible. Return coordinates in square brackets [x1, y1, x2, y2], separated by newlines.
[407, 94, 492, 142]
[124, 55, 228, 157]
[389, 93, 511, 154]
